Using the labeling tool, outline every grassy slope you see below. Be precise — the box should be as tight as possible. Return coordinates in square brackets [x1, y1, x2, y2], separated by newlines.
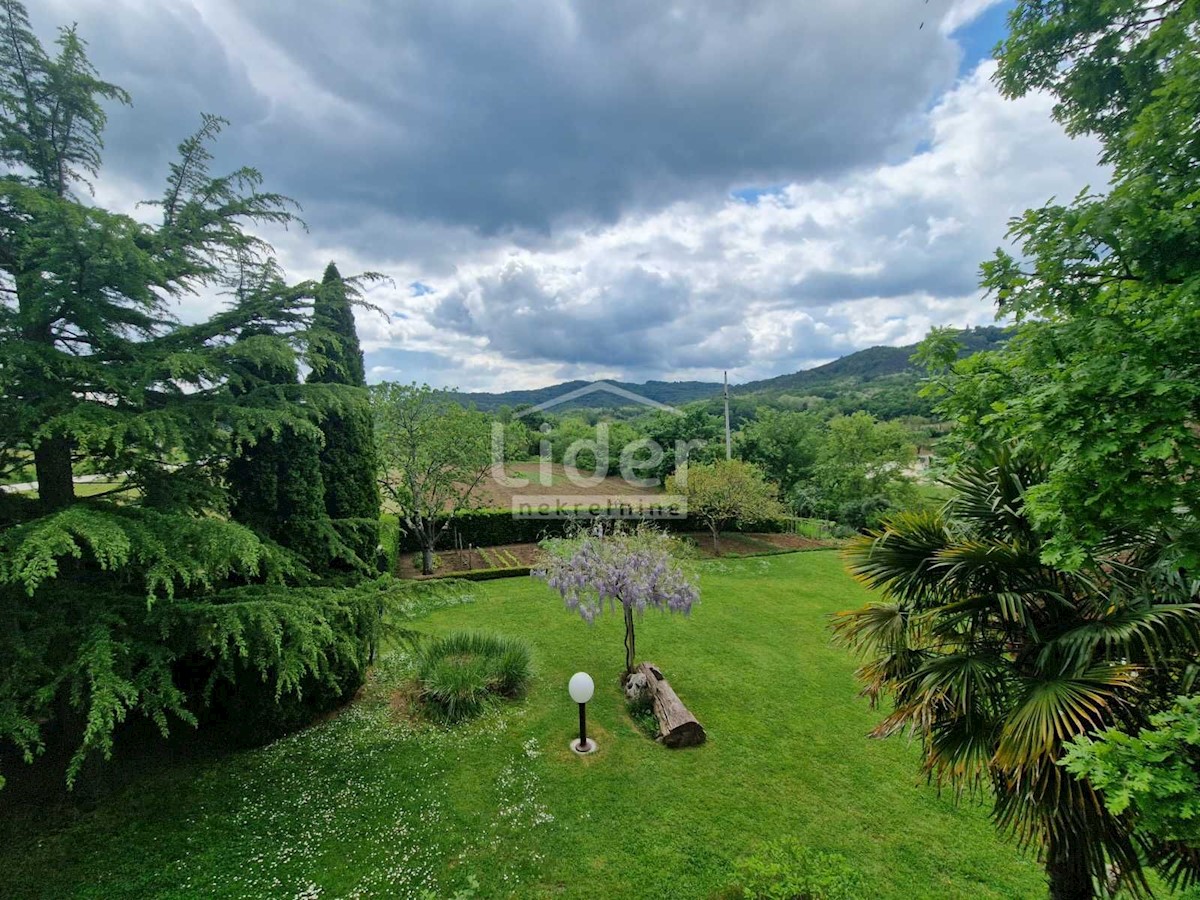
[0, 552, 1044, 899]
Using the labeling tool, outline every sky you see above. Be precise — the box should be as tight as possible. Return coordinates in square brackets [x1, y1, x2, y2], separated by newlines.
[36, 0, 1105, 392]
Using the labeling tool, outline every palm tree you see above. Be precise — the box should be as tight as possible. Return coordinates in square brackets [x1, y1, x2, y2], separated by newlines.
[832, 449, 1200, 899]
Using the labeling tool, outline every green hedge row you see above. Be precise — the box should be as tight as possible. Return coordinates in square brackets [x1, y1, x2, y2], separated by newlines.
[449, 566, 533, 582]
[395, 507, 791, 553]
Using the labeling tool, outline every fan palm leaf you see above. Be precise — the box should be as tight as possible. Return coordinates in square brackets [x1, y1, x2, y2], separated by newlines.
[832, 444, 1196, 895]
[996, 665, 1138, 769]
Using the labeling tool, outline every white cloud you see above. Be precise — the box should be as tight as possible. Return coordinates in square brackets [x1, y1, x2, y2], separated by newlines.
[942, 0, 1009, 34]
[356, 62, 1102, 391]
[30, 1, 1104, 394]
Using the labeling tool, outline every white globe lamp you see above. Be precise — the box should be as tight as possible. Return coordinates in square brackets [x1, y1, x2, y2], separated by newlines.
[568, 672, 596, 754]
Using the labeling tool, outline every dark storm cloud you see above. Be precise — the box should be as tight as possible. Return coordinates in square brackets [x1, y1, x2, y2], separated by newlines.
[28, 1, 1099, 391]
[435, 262, 753, 369]
[41, 0, 962, 236]
[37, 2, 269, 191]
[788, 252, 981, 304]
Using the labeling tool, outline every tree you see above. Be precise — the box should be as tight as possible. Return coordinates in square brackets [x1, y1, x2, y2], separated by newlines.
[307, 263, 381, 570]
[0, 0, 304, 512]
[833, 449, 1200, 898]
[373, 383, 492, 575]
[535, 526, 698, 676]
[638, 407, 723, 482]
[1061, 695, 1200, 888]
[227, 328, 342, 573]
[735, 408, 822, 495]
[0, 1, 379, 791]
[668, 459, 784, 552]
[794, 412, 915, 528]
[921, 0, 1200, 570]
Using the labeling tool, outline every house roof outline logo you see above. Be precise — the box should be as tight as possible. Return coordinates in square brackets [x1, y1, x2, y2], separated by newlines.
[514, 381, 684, 418]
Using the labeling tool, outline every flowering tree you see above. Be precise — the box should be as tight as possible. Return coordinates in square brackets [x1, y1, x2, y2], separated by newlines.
[535, 526, 699, 676]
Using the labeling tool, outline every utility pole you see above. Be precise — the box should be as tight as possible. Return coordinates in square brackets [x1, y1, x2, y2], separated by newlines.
[723, 370, 732, 460]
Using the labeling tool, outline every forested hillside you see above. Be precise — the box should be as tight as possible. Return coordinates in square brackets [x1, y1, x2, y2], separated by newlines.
[449, 326, 1010, 416]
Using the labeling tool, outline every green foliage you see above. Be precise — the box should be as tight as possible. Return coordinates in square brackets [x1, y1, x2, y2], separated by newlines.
[394, 506, 796, 554]
[926, 0, 1200, 570]
[732, 839, 864, 900]
[415, 631, 532, 723]
[373, 383, 495, 574]
[308, 264, 381, 568]
[626, 692, 658, 739]
[785, 412, 916, 529]
[419, 874, 480, 900]
[735, 409, 822, 494]
[1061, 695, 1200, 851]
[543, 416, 644, 473]
[0, 0, 130, 193]
[833, 447, 1200, 893]
[0, 504, 297, 599]
[994, 0, 1189, 150]
[668, 459, 786, 551]
[0, 2, 388, 791]
[640, 407, 724, 481]
[227, 332, 349, 574]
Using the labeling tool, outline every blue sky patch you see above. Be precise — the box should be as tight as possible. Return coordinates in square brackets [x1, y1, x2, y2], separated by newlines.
[953, 1, 1015, 74]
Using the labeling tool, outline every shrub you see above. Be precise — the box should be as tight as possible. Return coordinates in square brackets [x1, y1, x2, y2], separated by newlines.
[416, 631, 532, 723]
[732, 839, 863, 900]
[395, 507, 792, 553]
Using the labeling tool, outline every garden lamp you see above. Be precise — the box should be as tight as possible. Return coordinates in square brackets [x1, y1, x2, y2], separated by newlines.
[568, 671, 596, 754]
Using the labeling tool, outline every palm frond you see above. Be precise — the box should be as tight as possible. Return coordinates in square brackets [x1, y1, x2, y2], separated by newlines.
[1038, 604, 1200, 671]
[925, 712, 1003, 792]
[829, 602, 915, 655]
[904, 652, 1013, 718]
[996, 664, 1138, 768]
[842, 509, 953, 603]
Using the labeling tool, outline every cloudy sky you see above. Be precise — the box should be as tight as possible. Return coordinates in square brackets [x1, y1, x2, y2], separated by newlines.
[38, 0, 1104, 391]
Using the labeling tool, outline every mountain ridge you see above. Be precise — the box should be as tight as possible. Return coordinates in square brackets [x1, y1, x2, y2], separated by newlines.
[445, 326, 1009, 412]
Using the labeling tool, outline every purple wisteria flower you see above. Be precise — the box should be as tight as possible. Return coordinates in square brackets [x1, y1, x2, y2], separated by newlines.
[533, 526, 699, 675]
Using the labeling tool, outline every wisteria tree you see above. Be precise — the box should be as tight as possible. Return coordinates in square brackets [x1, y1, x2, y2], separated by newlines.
[535, 526, 699, 676]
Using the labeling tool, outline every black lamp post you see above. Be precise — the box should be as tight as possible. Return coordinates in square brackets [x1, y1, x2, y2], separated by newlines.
[569, 671, 595, 754]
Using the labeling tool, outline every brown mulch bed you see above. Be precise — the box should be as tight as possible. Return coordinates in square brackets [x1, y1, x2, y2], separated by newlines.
[395, 532, 840, 578]
[396, 542, 545, 578]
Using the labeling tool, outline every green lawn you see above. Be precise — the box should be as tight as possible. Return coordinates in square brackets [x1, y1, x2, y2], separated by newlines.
[0, 552, 1046, 899]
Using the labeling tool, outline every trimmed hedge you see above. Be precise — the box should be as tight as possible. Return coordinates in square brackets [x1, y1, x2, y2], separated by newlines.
[395, 506, 793, 553]
[441, 566, 532, 582]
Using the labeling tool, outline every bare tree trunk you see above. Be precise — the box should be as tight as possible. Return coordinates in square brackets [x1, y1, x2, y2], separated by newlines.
[710, 525, 720, 554]
[421, 546, 434, 576]
[34, 433, 74, 512]
[623, 604, 636, 675]
[1046, 834, 1095, 900]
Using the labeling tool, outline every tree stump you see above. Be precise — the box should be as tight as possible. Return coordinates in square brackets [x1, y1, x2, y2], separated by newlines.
[634, 661, 706, 748]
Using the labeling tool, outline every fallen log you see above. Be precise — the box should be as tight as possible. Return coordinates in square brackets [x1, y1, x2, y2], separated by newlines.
[635, 661, 706, 748]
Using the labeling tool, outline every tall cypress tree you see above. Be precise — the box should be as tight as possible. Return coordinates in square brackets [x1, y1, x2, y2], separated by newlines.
[307, 263, 381, 570]
[227, 328, 336, 572]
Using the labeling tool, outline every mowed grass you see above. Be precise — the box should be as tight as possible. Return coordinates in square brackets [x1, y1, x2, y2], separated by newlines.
[0, 552, 1045, 899]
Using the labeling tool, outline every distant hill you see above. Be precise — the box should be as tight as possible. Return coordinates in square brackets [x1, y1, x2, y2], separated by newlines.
[449, 326, 1010, 413]
[731, 326, 1010, 398]
[444, 379, 723, 412]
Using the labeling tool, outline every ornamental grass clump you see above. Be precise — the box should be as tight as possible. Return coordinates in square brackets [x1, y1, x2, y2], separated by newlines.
[416, 631, 532, 723]
[534, 525, 699, 676]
